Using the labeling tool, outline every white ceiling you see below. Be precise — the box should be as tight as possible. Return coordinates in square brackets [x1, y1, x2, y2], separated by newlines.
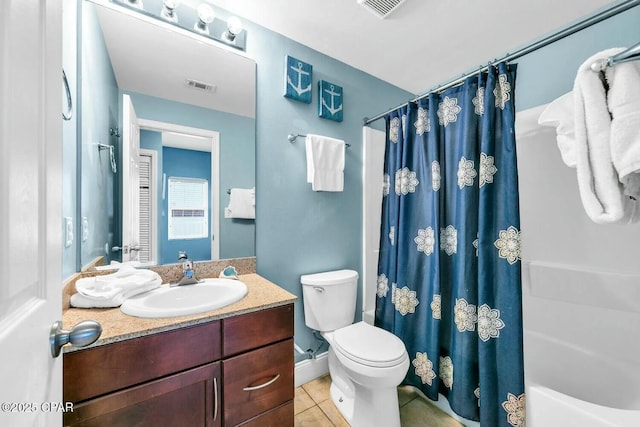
[207, 0, 617, 94]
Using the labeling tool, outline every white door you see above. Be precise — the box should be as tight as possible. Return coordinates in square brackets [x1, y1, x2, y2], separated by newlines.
[122, 94, 141, 262]
[0, 0, 63, 425]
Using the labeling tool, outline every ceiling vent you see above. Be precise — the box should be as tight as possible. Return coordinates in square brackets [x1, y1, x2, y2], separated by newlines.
[185, 78, 216, 93]
[358, 0, 407, 19]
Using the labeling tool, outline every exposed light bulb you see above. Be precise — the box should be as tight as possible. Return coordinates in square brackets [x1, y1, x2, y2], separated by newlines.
[160, 0, 179, 23]
[227, 16, 244, 40]
[126, 0, 144, 9]
[194, 4, 215, 35]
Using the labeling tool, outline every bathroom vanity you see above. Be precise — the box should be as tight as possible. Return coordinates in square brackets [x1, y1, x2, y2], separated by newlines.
[62, 274, 296, 427]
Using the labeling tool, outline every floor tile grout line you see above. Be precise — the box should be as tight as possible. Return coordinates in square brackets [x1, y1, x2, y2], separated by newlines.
[316, 401, 340, 427]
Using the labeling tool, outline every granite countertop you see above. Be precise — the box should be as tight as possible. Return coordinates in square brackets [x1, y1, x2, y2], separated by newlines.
[62, 273, 296, 352]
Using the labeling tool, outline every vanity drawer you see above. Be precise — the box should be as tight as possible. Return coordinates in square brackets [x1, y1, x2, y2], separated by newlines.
[222, 338, 294, 426]
[237, 401, 294, 427]
[222, 304, 293, 357]
[64, 320, 221, 403]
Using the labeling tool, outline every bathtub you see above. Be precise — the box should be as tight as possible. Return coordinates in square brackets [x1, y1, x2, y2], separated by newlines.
[524, 330, 640, 427]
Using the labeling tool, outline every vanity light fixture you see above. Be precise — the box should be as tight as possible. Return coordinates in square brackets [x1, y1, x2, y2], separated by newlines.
[223, 16, 243, 43]
[160, 0, 179, 23]
[110, 0, 247, 51]
[194, 3, 215, 35]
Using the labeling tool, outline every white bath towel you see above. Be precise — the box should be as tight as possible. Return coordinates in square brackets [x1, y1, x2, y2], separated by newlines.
[70, 265, 162, 308]
[606, 51, 640, 199]
[305, 134, 345, 192]
[573, 48, 637, 224]
[538, 91, 577, 168]
[227, 187, 255, 219]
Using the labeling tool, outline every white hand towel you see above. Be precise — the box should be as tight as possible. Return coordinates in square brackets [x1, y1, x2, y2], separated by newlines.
[227, 187, 255, 219]
[573, 48, 637, 224]
[538, 91, 577, 168]
[606, 51, 640, 199]
[305, 134, 345, 192]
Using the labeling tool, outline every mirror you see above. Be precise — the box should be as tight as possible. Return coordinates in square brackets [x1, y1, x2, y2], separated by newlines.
[77, 0, 255, 270]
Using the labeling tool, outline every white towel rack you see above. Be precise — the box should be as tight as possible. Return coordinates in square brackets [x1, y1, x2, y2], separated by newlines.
[288, 133, 351, 147]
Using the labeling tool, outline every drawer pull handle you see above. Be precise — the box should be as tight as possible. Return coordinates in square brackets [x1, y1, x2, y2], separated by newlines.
[243, 374, 281, 392]
[213, 377, 218, 421]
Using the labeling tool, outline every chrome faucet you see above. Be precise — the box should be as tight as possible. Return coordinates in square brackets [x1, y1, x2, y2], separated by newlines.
[170, 251, 201, 287]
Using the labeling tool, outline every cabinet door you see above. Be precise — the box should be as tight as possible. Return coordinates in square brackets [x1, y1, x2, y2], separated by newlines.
[223, 339, 294, 426]
[64, 362, 222, 427]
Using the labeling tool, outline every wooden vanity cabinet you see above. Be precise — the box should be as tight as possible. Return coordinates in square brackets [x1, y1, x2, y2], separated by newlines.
[63, 304, 294, 427]
[222, 305, 294, 426]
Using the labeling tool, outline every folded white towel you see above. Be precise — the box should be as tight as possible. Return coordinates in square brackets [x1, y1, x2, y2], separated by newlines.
[305, 134, 345, 192]
[71, 265, 162, 308]
[573, 48, 637, 224]
[227, 187, 255, 219]
[538, 91, 577, 168]
[70, 280, 161, 308]
[606, 52, 640, 199]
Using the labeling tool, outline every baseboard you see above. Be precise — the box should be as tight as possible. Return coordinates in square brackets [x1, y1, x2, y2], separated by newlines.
[294, 351, 329, 387]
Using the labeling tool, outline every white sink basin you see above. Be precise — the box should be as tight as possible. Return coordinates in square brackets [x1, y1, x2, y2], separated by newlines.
[120, 278, 248, 318]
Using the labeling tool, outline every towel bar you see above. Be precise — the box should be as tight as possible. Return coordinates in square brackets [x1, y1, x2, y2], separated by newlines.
[288, 133, 351, 148]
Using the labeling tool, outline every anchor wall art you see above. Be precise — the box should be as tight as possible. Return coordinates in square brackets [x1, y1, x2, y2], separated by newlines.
[318, 80, 343, 122]
[284, 55, 313, 103]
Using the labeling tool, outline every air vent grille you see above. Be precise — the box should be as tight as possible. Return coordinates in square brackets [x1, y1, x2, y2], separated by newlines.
[358, 0, 407, 19]
[185, 79, 216, 92]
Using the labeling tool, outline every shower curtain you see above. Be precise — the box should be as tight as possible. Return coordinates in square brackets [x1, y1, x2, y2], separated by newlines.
[375, 62, 525, 426]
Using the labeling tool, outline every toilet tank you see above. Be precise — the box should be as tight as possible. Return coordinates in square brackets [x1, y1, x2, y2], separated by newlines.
[301, 269, 358, 332]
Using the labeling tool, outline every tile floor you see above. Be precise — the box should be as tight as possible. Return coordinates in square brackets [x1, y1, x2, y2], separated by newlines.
[294, 374, 465, 427]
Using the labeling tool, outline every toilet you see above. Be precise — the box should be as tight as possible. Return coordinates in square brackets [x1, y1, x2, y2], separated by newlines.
[301, 269, 409, 427]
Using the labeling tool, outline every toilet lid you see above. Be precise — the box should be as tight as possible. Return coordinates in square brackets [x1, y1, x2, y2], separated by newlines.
[333, 322, 407, 368]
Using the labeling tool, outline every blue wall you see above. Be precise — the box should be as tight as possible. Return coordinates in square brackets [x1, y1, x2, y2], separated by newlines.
[228, 16, 413, 351]
[160, 147, 212, 264]
[79, 1, 119, 270]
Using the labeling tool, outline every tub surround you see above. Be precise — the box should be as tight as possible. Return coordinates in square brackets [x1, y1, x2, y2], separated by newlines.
[62, 263, 296, 351]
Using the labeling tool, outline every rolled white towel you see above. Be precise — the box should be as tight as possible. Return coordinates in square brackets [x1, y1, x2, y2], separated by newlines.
[573, 48, 636, 224]
[606, 51, 640, 199]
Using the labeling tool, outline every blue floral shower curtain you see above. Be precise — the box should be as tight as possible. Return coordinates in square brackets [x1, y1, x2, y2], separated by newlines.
[375, 62, 525, 426]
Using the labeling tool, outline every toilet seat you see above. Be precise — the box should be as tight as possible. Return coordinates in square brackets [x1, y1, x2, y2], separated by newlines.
[333, 322, 407, 368]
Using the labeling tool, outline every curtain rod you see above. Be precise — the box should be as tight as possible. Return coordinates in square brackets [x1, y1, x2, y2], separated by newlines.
[363, 0, 640, 125]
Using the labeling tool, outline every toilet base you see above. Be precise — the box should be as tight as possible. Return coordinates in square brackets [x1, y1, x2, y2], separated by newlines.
[330, 378, 402, 427]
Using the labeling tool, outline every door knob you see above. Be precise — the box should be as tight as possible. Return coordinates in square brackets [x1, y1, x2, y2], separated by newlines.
[50, 320, 102, 358]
